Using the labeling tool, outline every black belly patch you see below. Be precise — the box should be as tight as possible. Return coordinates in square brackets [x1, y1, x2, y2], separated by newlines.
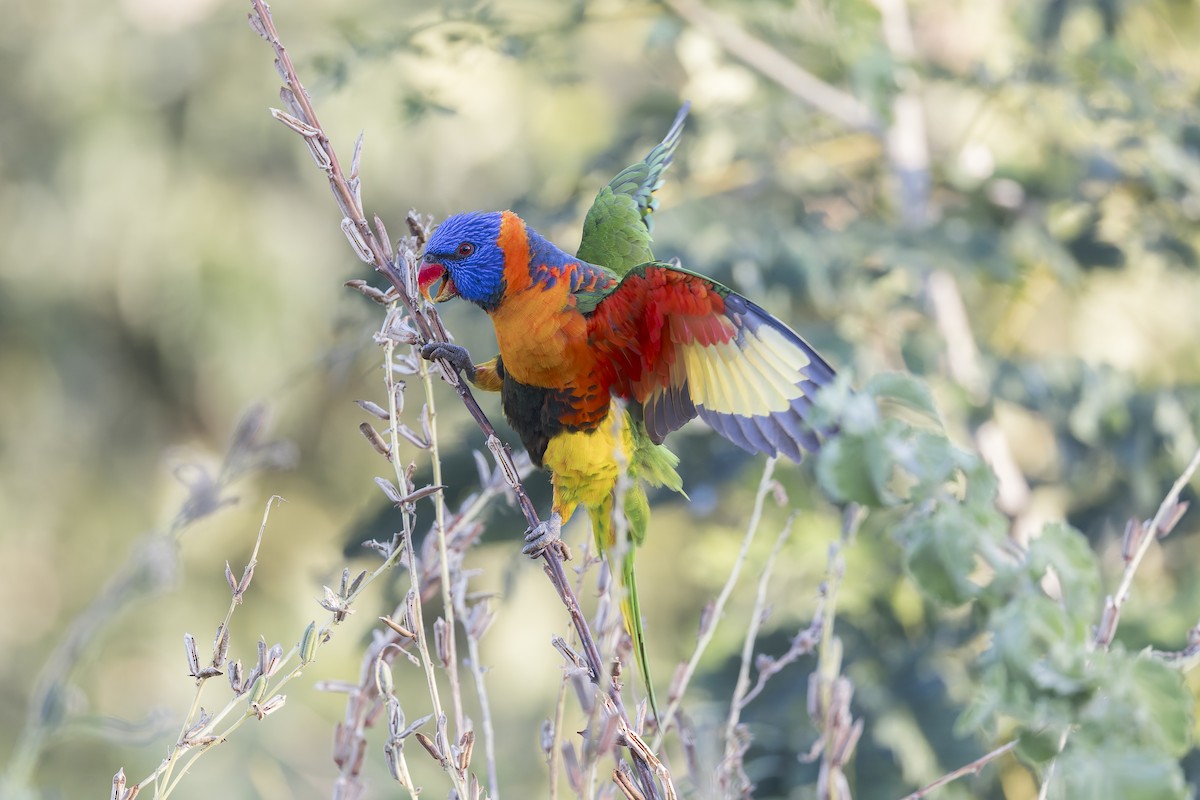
[495, 355, 583, 467]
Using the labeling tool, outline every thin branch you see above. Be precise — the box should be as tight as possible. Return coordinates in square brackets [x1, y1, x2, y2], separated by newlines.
[1150, 617, 1200, 672]
[717, 515, 796, 795]
[383, 311, 469, 800]
[1037, 444, 1200, 798]
[331, 451, 524, 799]
[738, 603, 823, 711]
[900, 740, 1017, 799]
[812, 506, 865, 800]
[418, 333, 467, 737]
[1097, 445, 1200, 650]
[663, 0, 880, 133]
[154, 495, 283, 796]
[8, 406, 291, 799]
[453, 572, 500, 798]
[651, 458, 778, 752]
[725, 515, 795, 736]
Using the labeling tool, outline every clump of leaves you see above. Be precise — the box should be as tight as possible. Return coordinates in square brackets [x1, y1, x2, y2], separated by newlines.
[813, 372, 1195, 798]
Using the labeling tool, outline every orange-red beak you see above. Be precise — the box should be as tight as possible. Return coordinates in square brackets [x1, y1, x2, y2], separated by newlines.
[418, 262, 458, 303]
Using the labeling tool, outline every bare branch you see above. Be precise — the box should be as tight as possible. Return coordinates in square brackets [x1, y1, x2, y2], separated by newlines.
[663, 0, 880, 133]
[652, 459, 778, 751]
[900, 740, 1017, 799]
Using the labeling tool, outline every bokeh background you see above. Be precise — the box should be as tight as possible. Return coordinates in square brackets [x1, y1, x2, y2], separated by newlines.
[2, 0, 1200, 797]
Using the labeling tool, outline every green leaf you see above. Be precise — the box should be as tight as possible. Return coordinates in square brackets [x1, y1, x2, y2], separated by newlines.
[903, 430, 962, 495]
[1016, 726, 1063, 766]
[1122, 658, 1193, 757]
[899, 502, 980, 605]
[986, 593, 1092, 708]
[1026, 522, 1102, 617]
[1082, 650, 1194, 758]
[955, 668, 1005, 738]
[1046, 744, 1188, 800]
[866, 371, 942, 423]
[960, 454, 1000, 511]
[815, 432, 898, 507]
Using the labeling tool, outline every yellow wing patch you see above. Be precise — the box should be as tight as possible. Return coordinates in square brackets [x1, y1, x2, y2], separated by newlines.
[683, 325, 813, 416]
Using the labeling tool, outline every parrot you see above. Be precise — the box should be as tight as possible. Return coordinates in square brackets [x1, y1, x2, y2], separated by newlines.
[417, 104, 835, 720]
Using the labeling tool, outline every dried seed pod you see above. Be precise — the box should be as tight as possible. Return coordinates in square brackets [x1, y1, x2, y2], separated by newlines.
[184, 634, 201, 678]
[359, 423, 391, 458]
[246, 675, 268, 708]
[356, 399, 391, 420]
[213, 624, 230, 668]
[299, 621, 319, 665]
[414, 732, 444, 765]
[433, 618, 450, 667]
[374, 656, 394, 696]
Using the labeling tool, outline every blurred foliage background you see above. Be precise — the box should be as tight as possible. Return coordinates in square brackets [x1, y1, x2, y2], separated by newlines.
[2, 0, 1200, 797]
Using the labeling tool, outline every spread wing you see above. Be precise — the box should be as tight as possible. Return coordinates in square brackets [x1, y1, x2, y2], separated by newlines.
[587, 263, 835, 462]
[576, 103, 689, 276]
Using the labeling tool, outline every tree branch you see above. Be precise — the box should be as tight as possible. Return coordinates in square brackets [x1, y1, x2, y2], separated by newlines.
[663, 0, 880, 133]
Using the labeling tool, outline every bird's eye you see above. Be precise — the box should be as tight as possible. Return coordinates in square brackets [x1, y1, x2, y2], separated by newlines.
[456, 242, 475, 257]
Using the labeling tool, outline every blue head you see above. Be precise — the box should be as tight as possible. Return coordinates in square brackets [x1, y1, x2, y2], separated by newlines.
[419, 212, 506, 311]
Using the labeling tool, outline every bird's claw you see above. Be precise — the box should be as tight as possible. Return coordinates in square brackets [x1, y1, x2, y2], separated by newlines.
[420, 341, 476, 382]
[522, 513, 566, 559]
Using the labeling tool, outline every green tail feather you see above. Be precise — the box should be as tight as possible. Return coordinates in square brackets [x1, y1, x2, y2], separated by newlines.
[586, 409, 686, 722]
[587, 481, 663, 722]
[621, 544, 660, 723]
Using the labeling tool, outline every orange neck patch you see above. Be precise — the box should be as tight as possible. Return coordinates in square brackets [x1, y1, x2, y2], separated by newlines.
[497, 210, 532, 295]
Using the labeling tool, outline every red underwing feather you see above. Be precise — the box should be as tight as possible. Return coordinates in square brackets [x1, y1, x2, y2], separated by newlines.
[587, 264, 834, 460]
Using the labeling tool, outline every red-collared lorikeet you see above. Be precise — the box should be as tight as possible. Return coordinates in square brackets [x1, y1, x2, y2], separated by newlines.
[418, 104, 834, 720]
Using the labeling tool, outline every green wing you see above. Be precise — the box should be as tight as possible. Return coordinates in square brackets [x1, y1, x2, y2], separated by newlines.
[576, 102, 689, 275]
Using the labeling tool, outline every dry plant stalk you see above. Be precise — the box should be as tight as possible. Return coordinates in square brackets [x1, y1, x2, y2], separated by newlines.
[326, 429, 528, 800]
[0, 404, 293, 800]
[802, 506, 865, 800]
[654, 459, 779, 751]
[245, 1, 673, 795]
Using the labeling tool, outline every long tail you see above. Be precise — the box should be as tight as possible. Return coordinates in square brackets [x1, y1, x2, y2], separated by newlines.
[621, 545, 660, 723]
[590, 484, 661, 722]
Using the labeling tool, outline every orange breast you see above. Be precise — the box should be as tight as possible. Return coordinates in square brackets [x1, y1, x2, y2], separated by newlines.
[489, 283, 593, 389]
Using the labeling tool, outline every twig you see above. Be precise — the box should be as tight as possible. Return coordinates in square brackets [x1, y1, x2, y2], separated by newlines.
[154, 496, 283, 797]
[382, 312, 469, 800]
[331, 455, 524, 799]
[1097, 445, 1200, 650]
[725, 515, 795, 735]
[652, 459, 778, 752]
[900, 740, 1017, 799]
[1038, 444, 1200, 799]
[717, 515, 796, 794]
[1150, 617, 1200, 672]
[546, 537, 602, 799]
[128, 501, 320, 798]
[418, 328, 467, 737]
[663, 0, 880, 133]
[738, 603, 824, 711]
[812, 506, 865, 800]
[453, 570, 499, 798]
[5, 407, 291, 799]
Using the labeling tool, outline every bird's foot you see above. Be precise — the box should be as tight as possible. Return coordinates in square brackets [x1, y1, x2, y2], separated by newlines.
[522, 512, 568, 560]
[420, 341, 476, 383]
